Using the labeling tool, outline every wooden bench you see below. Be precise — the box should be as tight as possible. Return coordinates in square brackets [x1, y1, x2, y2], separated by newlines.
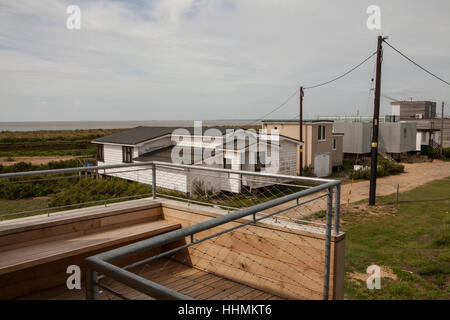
[0, 201, 181, 299]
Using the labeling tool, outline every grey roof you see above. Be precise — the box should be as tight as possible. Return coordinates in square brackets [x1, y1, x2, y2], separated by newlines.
[92, 126, 227, 145]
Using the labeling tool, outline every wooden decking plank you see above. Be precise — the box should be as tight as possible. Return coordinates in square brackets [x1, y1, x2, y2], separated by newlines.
[0, 220, 180, 274]
[176, 274, 219, 296]
[160, 269, 207, 290]
[193, 278, 237, 299]
[223, 286, 255, 300]
[239, 288, 268, 300]
[19, 259, 280, 300]
[206, 283, 244, 300]
[169, 273, 216, 293]
[187, 277, 226, 298]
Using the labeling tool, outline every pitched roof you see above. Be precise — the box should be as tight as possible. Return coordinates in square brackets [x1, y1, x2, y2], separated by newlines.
[92, 126, 228, 145]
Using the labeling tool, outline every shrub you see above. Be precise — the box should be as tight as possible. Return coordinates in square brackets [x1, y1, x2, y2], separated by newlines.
[349, 159, 404, 180]
[0, 160, 86, 200]
[429, 147, 450, 160]
[49, 178, 151, 207]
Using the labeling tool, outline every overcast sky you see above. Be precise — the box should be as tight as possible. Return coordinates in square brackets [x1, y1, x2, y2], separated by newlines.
[0, 0, 449, 121]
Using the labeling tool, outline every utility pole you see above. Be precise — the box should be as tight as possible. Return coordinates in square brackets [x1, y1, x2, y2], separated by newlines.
[369, 35, 384, 206]
[441, 101, 445, 157]
[299, 86, 304, 176]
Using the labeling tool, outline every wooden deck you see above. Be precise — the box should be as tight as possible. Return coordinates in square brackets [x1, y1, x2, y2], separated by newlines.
[22, 259, 283, 300]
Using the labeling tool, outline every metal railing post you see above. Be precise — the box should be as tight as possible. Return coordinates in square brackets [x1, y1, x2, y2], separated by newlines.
[85, 268, 98, 300]
[152, 163, 156, 199]
[334, 183, 341, 235]
[323, 187, 333, 300]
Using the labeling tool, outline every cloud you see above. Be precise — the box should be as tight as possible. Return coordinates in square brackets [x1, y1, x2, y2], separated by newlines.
[0, 0, 449, 121]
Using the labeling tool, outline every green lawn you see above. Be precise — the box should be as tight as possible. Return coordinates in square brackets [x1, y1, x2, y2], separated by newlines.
[342, 177, 450, 299]
[0, 197, 52, 220]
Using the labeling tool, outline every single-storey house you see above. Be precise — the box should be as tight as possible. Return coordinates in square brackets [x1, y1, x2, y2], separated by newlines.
[332, 121, 417, 159]
[91, 126, 302, 194]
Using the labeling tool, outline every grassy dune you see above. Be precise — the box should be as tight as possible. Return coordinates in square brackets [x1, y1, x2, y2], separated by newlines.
[343, 177, 450, 299]
[0, 128, 125, 157]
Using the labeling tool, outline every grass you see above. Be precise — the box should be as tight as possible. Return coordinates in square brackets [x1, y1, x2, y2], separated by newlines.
[0, 198, 52, 220]
[342, 177, 450, 299]
[0, 128, 125, 157]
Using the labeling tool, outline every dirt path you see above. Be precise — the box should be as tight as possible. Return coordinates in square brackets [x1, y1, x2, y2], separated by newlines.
[341, 160, 450, 205]
[276, 160, 450, 220]
[0, 156, 77, 166]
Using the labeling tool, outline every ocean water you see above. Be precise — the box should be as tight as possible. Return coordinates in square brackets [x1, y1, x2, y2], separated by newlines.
[0, 120, 260, 132]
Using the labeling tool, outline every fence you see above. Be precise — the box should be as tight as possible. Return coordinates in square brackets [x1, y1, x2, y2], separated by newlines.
[0, 161, 343, 300]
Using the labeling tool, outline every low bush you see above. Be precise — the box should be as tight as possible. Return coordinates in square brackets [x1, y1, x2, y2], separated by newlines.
[349, 159, 404, 180]
[0, 160, 84, 200]
[429, 147, 450, 160]
[49, 178, 151, 207]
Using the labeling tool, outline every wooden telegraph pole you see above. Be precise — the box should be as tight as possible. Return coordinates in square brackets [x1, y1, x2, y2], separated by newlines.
[369, 36, 384, 206]
[441, 101, 444, 158]
[299, 86, 304, 176]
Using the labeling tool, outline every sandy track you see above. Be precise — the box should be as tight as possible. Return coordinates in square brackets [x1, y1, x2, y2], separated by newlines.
[342, 160, 450, 205]
[276, 160, 450, 220]
[0, 156, 77, 166]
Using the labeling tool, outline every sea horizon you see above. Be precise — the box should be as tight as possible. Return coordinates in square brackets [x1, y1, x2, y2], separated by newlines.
[0, 120, 263, 132]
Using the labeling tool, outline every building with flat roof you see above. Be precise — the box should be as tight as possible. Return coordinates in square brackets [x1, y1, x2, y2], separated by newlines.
[262, 120, 344, 177]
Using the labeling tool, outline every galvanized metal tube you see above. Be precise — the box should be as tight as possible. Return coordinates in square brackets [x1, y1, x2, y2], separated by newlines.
[94, 180, 339, 262]
[152, 163, 156, 199]
[85, 268, 98, 300]
[0, 160, 336, 185]
[323, 187, 333, 300]
[102, 195, 322, 275]
[85, 257, 192, 300]
[334, 184, 341, 235]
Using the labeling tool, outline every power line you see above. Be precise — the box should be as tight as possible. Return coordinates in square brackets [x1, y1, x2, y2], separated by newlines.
[247, 51, 377, 125]
[383, 40, 450, 86]
[303, 51, 377, 90]
[246, 89, 298, 126]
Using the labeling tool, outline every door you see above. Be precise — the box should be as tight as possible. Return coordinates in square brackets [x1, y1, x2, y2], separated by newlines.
[314, 154, 330, 177]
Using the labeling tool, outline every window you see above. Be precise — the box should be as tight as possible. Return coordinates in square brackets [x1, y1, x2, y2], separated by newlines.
[97, 144, 104, 161]
[223, 157, 232, 169]
[332, 138, 337, 150]
[255, 152, 266, 172]
[122, 146, 133, 163]
[318, 125, 326, 141]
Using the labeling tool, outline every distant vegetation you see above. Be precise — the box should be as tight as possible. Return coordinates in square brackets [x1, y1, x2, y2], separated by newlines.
[0, 160, 152, 219]
[0, 129, 125, 157]
[49, 178, 151, 208]
[348, 158, 405, 180]
[429, 147, 450, 161]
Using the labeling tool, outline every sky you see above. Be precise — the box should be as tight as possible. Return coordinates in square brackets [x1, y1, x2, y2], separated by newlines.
[0, 0, 449, 121]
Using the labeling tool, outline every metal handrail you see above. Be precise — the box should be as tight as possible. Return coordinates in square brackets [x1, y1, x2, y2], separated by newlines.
[0, 161, 341, 300]
[0, 160, 336, 184]
[81, 162, 341, 301]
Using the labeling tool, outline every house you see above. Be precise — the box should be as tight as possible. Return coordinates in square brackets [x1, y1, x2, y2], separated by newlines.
[261, 120, 344, 177]
[390, 101, 450, 153]
[332, 121, 417, 159]
[91, 125, 302, 194]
